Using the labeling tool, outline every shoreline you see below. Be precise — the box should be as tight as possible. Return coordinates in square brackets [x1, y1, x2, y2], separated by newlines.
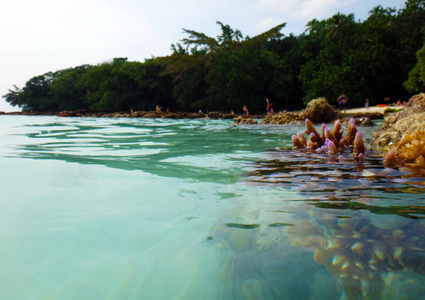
[0, 105, 399, 120]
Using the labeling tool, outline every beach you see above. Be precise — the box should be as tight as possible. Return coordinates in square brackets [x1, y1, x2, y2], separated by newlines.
[346, 105, 402, 115]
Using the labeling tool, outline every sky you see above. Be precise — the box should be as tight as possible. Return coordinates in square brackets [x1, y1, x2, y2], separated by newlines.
[0, 0, 407, 112]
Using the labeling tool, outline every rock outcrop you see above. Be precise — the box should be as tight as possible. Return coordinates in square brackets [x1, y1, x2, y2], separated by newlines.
[261, 97, 341, 125]
[260, 111, 303, 124]
[383, 130, 425, 169]
[299, 97, 341, 123]
[369, 93, 425, 169]
[370, 93, 425, 151]
[232, 116, 258, 125]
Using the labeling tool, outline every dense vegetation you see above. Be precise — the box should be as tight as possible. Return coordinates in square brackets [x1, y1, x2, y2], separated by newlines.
[4, 0, 425, 113]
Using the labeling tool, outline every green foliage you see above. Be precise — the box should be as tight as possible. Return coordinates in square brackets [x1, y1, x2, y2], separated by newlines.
[49, 65, 92, 110]
[299, 2, 425, 106]
[3, 1, 425, 113]
[404, 41, 425, 92]
[19, 73, 58, 111]
[3, 58, 174, 112]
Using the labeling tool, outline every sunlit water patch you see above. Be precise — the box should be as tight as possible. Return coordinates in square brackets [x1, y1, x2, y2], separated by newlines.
[0, 116, 424, 299]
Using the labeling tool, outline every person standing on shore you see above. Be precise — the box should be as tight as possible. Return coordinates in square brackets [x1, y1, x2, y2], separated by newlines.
[365, 99, 370, 111]
[266, 98, 273, 116]
[337, 94, 348, 114]
[243, 105, 249, 115]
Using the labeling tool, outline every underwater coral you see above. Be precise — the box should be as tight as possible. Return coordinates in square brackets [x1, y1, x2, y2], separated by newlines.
[288, 212, 425, 299]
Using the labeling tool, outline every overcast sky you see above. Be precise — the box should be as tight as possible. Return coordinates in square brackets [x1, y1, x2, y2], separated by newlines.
[0, 0, 406, 112]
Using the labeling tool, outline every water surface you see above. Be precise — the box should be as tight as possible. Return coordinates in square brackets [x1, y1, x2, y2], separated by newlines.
[0, 116, 424, 299]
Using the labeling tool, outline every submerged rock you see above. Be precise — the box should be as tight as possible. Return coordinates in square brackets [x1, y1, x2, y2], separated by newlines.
[360, 117, 374, 127]
[233, 116, 258, 125]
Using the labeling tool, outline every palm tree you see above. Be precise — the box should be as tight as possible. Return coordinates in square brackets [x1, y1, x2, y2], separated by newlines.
[325, 13, 355, 45]
[180, 21, 286, 53]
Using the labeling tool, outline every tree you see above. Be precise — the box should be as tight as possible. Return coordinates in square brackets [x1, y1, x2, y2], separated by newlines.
[404, 40, 425, 92]
[17, 73, 58, 111]
[3, 85, 22, 108]
[81, 59, 150, 112]
[49, 65, 92, 111]
[5, 2, 425, 113]
[299, 13, 361, 105]
[164, 21, 287, 112]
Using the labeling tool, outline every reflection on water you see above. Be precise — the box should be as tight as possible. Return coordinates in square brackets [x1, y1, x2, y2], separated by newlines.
[246, 148, 425, 217]
[288, 212, 425, 299]
[5, 118, 290, 184]
[236, 147, 425, 298]
[1, 116, 425, 299]
[247, 150, 425, 199]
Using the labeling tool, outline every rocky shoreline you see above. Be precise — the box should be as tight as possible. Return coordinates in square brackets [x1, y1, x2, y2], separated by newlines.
[257, 97, 383, 127]
[0, 109, 265, 120]
[369, 93, 425, 169]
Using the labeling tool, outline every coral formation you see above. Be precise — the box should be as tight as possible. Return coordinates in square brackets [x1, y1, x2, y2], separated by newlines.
[245, 146, 425, 297]
[332, 120, 343, 142]
[344, 118, 358, 146]
[292, 118, 364, 157]
[383, 130, 425, 170]
[353, 131, 365, 155]
[288, 214, 425, 299]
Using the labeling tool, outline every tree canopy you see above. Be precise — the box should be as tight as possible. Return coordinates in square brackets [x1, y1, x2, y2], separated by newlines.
[4, 0, 425, 113]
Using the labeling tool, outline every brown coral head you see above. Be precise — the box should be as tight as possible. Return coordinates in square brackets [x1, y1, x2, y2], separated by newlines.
[325, 127, 337, 146]
[333, 120, 343, 141]
[345, 118, 358, 146]
[353, 131, 365, 155]
[326, 139, 338, 154]
[305, 119, 317, 133]
[307, 139, 318, 150]
[384, 150, 397, 169]
[297, 132, 307, 147]
[304, 119, 324, 147]
[292, 135, 303, 149]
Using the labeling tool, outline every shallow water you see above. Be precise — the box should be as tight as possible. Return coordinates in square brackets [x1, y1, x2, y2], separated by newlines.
[0, 116, 424, 299]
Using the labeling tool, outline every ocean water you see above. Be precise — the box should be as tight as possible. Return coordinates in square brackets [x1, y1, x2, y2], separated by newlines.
[0, 116, 424, 299]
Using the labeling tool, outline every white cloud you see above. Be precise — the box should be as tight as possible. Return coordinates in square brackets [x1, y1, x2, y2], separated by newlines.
[258, 0, 357, 22]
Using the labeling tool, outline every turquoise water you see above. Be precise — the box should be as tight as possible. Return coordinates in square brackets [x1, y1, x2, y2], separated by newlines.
[1, 116, 425, 299]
